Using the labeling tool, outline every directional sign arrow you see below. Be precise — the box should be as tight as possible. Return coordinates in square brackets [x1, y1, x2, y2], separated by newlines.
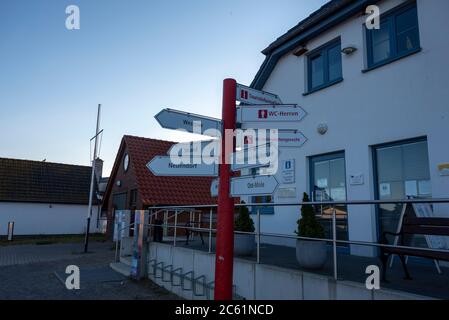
[155, 108, 222, 137]
[237, 104, 307, 125]
[147, 156, 218, 177]
[243, 130, 308, 149]
[231, 144, 275, 172]
[230, 175, 279, 197]
[270, 130, 308, 148]
[167, 140, 219, 157]
[236, 83, 282, 105]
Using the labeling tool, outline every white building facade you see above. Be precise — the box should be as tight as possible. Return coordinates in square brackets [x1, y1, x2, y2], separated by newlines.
[0, 202, 100, 235]
[245, 0, 449, 256]
[0, 158, 104, 236]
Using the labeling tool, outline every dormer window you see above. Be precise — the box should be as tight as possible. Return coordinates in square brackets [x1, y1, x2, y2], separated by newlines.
[365, 2, 420, 70]
[305, 38, 343, 95]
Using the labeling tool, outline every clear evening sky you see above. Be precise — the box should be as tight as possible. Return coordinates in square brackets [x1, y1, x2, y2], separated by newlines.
[0, 0, 327, 176]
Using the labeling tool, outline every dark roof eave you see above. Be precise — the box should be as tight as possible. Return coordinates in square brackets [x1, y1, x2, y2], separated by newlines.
[251, 0, 379, 90]
[0, 199, 99, 206]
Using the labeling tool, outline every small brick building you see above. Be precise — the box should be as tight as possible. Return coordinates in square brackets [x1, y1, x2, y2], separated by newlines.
[102, 135, 217, 237]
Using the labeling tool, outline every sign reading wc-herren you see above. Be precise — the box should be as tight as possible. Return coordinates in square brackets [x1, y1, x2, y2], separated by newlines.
[237, 104, 307, 124]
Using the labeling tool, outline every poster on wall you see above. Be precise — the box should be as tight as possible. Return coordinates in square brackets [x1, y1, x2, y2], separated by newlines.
[379, 183, 391, 197]
[281, 159, 295, 184]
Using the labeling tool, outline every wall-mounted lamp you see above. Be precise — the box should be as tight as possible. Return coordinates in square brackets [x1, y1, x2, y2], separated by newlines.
[317, 123, 328, 135]
[341, 46, 357, 55]
[293, 46, 308, 57]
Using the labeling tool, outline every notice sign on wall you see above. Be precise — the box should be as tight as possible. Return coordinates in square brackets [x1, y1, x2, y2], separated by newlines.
[281, 159, 295, 184]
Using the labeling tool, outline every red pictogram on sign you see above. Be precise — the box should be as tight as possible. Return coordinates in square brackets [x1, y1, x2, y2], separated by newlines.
[240, 90, 248, 100]
[258, 110, 268, 119]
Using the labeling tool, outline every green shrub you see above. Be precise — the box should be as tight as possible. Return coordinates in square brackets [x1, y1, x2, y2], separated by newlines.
[235, 201, 255, 232]
[296, 193, 325, 238]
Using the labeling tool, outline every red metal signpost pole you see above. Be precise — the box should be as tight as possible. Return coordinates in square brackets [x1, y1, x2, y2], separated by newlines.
[214, 78, 236, 300]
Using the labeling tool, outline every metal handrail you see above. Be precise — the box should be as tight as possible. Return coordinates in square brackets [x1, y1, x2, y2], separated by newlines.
[113, 200, 449, 285]
[145, 198, 449, 282]
[148, 198, 449, 210]
[147, 222, 449, 254]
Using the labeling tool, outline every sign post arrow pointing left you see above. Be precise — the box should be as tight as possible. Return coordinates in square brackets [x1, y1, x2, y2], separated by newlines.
[155, 108, 222, 137]
[147, 156, 218, 177]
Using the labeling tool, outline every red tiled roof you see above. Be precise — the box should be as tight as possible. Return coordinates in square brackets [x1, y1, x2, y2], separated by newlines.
[123, 135, 216, 206]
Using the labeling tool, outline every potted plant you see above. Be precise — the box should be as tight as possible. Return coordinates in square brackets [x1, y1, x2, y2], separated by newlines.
[234, 201, 255, 256]
[295, 193, 327, 269]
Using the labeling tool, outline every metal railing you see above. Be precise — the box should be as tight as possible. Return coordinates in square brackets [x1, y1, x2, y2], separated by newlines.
[146, 198, 449, 281]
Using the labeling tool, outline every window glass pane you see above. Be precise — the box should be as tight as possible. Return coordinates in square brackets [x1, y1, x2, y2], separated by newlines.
[396, 7, 418, 34]
[329, 158, 346, 201]
[314, 160, 329, 201]
[328, 44, 342, 81]
[397, 29, 419, 54]
[371, 21, 391, 64]
[418, 180, 432, 197]
[376, 140, 432, 238]
[403, 141, 430, 180]
[311, 154, 348, 243]
[252, 195, 274, 214]
[377, 145, 402, 182]
[405, 180, 418, 197]
[310, 54, 324, 88]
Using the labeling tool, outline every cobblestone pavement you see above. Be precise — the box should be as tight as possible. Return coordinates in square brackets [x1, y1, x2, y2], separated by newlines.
[0, 242, 98, 266]
[0, 242, 180, 300]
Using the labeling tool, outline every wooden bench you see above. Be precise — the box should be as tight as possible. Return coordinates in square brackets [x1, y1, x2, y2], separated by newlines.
[380, 217, 449, 281]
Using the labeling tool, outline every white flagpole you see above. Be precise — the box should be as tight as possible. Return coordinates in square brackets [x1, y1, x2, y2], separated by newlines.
[84, 104, 101, 253]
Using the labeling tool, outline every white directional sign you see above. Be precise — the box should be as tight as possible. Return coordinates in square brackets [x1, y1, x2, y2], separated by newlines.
[236, 84, 282, 105]
[167, 140, 219, 157]
[210, 179, 219, 197]
[231, 144, 274, 172]
[147, 156, 218, 177]
[237, 104, 307, 124]
[243, 130, 307, 148]
[274, 130, 308, 148]
[155, 108, 222, 137]
[230, 175, 279, 197]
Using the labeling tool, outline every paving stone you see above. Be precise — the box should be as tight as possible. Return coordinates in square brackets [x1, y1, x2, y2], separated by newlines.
[0, 242, 180, 300]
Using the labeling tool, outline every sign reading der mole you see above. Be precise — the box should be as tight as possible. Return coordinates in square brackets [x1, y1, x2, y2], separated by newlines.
[236, 83, 282, 105]
[147, 156, 218, 177]
[230, 175, 279, 197]
[155, 108, 222, 137]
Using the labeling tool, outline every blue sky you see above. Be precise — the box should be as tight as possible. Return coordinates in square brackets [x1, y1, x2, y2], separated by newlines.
[0, 0, 327, 175]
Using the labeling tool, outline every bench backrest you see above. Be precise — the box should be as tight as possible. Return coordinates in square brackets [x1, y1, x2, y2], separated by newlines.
[402, 217, 449, 236]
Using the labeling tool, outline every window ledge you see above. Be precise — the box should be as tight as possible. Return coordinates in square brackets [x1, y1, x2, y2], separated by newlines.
[362, 47, 422, 73]
[303, 78, 343, 96]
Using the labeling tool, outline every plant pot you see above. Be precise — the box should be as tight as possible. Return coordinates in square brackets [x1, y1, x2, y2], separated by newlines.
[296, 239, 327, 269]
[234, 233, 255, 256]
